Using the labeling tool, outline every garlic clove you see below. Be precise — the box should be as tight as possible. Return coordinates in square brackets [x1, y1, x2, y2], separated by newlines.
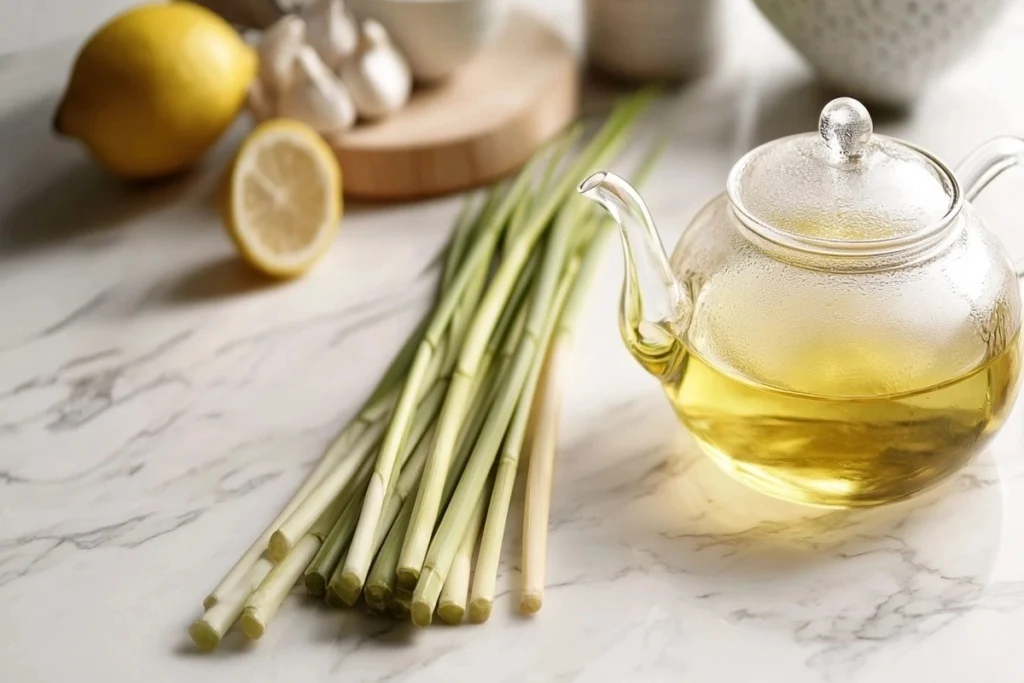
[257, 14, 307, 96]
[247, 79, 276, 122]
[339, 19, 413, 121]
[303, 0, 359, 70]
[279, 46, 357, 133]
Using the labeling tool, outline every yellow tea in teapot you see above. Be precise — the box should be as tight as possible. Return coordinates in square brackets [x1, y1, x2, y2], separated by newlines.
[667, 335, 1021, 507]
[581, 95, 1024, 509]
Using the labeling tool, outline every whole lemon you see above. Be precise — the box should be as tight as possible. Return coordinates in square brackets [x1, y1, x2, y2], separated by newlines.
[55, 2, 257, 180]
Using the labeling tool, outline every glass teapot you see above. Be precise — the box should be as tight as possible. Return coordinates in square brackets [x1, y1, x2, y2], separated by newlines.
[578, 98, 1024, 508]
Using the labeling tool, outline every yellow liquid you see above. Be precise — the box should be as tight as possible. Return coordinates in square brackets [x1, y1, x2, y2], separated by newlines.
[659, 337, 1021, 507]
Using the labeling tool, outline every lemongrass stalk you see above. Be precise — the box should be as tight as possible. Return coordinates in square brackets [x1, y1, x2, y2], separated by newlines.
[321, 377, 451, 604]
[466, 205, 592, 624]
[202, 376, 408, 608]
[519, 340, 569, 615]
[363, 495, 414, 611]
[365, 423, 435, 566]
[445, 185, 503, 291]
[360, 309, 528, 605]
[502, 126, 581, 253]
[367, 356, 507, 603]
[303, 448, 388, 599]
[442, 197, 482, 292]
[240, 485, 349, 639]
[411, 263, 581, 626]
[231, 183, 477, 576]
[442, 249, 493, 370]
[438, 484, 488, 625]
[298, 450, 377, 586]
[240, 537, 318, 639]
[400, 96, 654, 587]
[201, 159, 503, 612]
[537, 125, 583, 199]
[190, 555, 273, 650]
[381, 312, 525, 600]
[401, 139, 604, 597]
[395, 268, 536, 592]
[502, 190, 533, 255]
[364, 319, 509, 575]
[341, 186, 519, 602]
[515, 156, 660, 607]
[340, 184, 518, 601]
[304, 492, 364, 598]
[268, 415, 385, 560]
[340, 274, 490, 598]
[270, 328, 457, 562]
[516, 132, 669, 611]
[329, 440, 419, 607]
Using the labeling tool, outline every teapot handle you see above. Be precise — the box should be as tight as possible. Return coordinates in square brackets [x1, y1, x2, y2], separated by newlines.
[956, 136, 1024, 279]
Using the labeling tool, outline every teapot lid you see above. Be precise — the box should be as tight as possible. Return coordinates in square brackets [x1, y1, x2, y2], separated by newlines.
[727, 98, 959, 248]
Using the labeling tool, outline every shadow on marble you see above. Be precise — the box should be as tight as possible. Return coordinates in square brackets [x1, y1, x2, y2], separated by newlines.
[151, 256, 285, 306]
[332, 609, 417, 647]
[0, 160, 193, 256]
[0, 94, 207, 257]
[173, 630, 257, 658]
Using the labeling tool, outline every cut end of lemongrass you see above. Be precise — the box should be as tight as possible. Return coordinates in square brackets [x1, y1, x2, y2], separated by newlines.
[365, 584, 391, 612]
[396, 567, 420, 592]
[268, 532, 291, 562]
[324, 585, 348, 608]
[188, 619, 222, 652]
[336, 583, 362, 607]
[437, 601, 464, 625]
[240, 607, 266, 640]
[389, 596, 411, 620]
[468, 598, 492, 623]
[304, 573, 327, 597]
[411, 569, 444, 627]
[410, 599, 434, 627]
[519, 592, 542, 615]
[337, 572, 364, 604]
[202, 595, 217, 611]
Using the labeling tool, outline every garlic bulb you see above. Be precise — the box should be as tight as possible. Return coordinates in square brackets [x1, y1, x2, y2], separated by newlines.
[257, 14, 307, 96]
[279, 46, 357, 133]
[340, 20, 413, 121]
[303, 0, 359, 70]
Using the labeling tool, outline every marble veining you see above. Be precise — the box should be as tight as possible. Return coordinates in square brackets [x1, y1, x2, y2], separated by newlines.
[3, 1, 1024, 682]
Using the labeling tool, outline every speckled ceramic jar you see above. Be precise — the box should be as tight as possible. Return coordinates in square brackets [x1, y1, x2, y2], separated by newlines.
[753, 0, 1012, 106]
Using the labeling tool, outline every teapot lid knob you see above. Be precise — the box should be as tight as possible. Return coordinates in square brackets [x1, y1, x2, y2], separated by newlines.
[818, 97, 873, 161]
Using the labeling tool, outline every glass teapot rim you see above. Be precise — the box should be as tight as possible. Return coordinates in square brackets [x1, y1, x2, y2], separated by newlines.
[725, 99, 965, 260]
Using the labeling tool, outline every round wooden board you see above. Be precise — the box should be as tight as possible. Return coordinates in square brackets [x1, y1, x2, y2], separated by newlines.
[330, 10, 579, 201]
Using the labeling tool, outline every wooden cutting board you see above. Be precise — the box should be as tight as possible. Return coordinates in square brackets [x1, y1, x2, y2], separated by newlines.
[329, 9, 579, 200]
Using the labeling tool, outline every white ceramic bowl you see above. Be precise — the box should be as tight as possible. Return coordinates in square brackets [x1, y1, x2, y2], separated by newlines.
[348, 0, 509, 83]
[753, 0, 1012, 106]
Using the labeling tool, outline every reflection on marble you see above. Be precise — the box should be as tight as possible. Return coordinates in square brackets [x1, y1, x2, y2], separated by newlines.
[3, 1, 1024, 682]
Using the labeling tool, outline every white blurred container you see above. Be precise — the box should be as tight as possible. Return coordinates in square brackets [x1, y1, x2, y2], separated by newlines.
[584, 0, 721, 82]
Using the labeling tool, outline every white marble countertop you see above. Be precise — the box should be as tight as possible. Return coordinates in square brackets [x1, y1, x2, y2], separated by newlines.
[3, 1, 1024, 682]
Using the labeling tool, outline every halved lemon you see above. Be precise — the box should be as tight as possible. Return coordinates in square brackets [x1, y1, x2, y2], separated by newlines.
[224, 119, 342, 278]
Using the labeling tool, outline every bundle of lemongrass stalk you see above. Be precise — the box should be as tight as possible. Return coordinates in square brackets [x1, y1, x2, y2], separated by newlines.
[189, 92, 657, 650]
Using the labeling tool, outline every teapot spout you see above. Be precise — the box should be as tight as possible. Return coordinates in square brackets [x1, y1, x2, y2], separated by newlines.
[578, 171, 691, 381]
